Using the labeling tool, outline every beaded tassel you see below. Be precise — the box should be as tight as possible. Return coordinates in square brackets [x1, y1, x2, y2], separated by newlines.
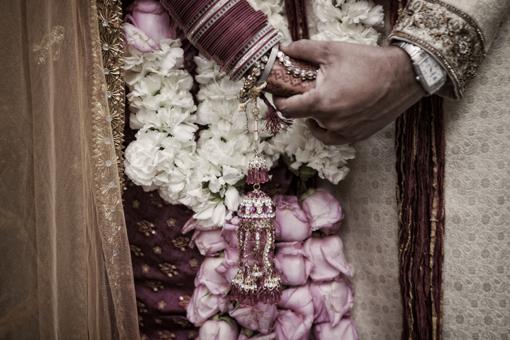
[246, 154, 270, 185]
[230, 82, 282, 305]
[262, 94, 289, 135]
[230, 190, 281, 304]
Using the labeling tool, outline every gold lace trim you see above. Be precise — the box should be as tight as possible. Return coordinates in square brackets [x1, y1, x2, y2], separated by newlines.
[390, 0, 486, 98]
[89, 0, 139, 337]
[97, 0, 126, 188]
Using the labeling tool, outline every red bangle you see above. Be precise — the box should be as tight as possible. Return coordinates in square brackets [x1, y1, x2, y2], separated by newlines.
[160, 0, 281, 78]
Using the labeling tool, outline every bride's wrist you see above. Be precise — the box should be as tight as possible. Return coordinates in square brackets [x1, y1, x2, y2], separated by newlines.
[241, 45, 318, 98]
[265, 49, 317, 97]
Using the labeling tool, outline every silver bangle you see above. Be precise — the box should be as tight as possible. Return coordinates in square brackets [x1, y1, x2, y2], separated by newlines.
[257, 45, 279, 85]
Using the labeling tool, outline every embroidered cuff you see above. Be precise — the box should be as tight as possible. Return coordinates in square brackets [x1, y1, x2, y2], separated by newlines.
[389, 0, 486, 99]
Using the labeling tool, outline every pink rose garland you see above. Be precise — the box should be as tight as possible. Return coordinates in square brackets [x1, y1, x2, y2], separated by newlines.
[229, 303, 278, 334]
[185, 189, 358, 339]
[302, 189, 344, 233]
[274, 195, 312, 242]
[274, 242, 312, 286]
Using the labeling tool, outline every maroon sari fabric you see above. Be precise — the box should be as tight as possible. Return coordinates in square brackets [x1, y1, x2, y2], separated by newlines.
[124, 181, 203, 340]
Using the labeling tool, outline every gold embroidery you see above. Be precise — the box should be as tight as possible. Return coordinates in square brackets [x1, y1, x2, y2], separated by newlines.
[158, 262, 179, 277]
[172, 236, 191, 252]
[150, 193, 164, 207]
[153, 246, 163, 254]
[137, 301, 149, 314]
[141, 264, 150, 273]
[33, 25, 65, 65]
[137, 220, 157, 236]
[97, 0, 126, 188]
[390, 0, 486, 98]
[166, 217, 177, 227]
[189, 258, 199, 268]
[131, 244, 145, 257]
[178, 295, 191, 309]
[89, 0, 139, 337]
[145, 280, 165, 292]
[157, 300, 168, 310]
[157, 330, 176, 339]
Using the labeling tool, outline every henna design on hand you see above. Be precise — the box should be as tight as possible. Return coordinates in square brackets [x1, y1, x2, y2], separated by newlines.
[265, 58, 316, 97]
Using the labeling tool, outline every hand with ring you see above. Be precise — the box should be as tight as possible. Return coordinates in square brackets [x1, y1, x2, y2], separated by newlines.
[273, 40, 426, 145]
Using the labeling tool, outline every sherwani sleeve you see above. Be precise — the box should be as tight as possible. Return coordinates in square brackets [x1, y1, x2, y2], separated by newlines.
[389, 0, 510, 98]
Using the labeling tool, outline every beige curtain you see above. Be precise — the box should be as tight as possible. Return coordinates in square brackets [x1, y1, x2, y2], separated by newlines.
[0, 1, 139, 339]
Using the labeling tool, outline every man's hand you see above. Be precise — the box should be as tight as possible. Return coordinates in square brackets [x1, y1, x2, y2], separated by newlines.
[273, 40, 426, 145]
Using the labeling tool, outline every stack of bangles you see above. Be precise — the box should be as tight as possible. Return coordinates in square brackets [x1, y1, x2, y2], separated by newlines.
[161, 0, 318, 82]
[162, 0, 279, 80]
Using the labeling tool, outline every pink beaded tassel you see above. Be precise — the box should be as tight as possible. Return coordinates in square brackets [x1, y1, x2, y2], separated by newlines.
[230, 185, 282, 304]
[262, 94, 289, 135]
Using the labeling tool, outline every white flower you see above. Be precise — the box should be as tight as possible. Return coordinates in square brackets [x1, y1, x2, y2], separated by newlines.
[124, 129, 169, 188]
[194, 55, 221, 83]
[224, 186, 241, 211]
[193, 201, 227, 227]
[268, 120, 355, 184]
[135, 74, 162, 97]
[312, 0, 382, 45]
[158, 40, 185, 73]
[336, 1, 384, 26]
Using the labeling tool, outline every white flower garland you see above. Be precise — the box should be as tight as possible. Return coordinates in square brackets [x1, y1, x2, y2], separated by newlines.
[124, 0, 383, 227]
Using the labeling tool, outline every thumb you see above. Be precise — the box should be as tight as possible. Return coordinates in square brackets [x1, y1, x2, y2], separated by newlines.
[280, 39, 330, 64]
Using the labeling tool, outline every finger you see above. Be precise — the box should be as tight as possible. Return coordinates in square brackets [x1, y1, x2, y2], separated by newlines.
[306, 119, 350, 145]
[273, 90, 321, 118]
[280, 40, 330, 64]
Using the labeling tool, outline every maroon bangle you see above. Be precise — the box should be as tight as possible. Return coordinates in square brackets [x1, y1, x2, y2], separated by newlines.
[203, 4, 265, 60]
[161, 0, 282, 78]
[199, 1, 251, 53]
[223, 23, 272, 71]
[214, 12, 267, 62]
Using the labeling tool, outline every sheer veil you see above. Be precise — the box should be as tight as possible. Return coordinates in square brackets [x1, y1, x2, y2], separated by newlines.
[0, 1, 139, 338]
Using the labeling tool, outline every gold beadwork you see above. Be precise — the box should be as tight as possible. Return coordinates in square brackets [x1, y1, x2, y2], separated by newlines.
[390, 0, 486, 98]
[97, 0, 126, 188]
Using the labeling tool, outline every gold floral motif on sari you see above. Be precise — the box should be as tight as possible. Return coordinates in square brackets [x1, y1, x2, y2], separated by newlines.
[33, 25, 65, 65]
